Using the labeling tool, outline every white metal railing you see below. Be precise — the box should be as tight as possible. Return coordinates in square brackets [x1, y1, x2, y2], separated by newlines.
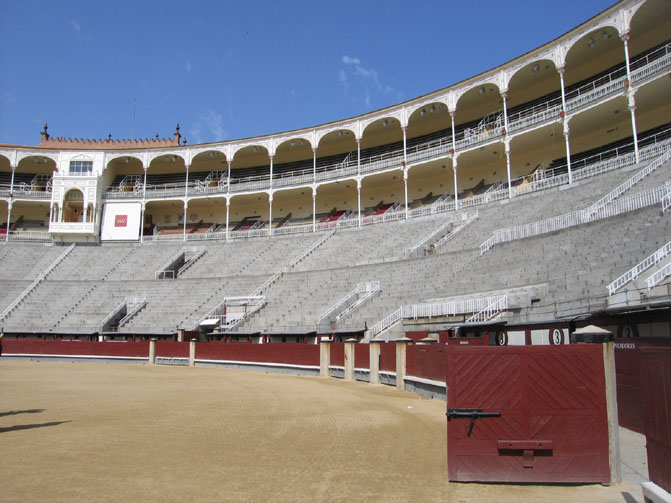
[288, 229, 335, 267]
[481, 147, 671, 253]
[481, 182, 670, 254]
[663, 190, 671, 213]
[155, 248, 190, 279]
[118, 296, 147, 327]
[401, 295, 504, 320]
[5, 231, 54, 243]
[194, 296, 266, 331]
[251, 271, 282, 297]
[222, 300, 267, 331]
[317, 285, 360, 324]
[361, 204, 404, 226]
[0, 243, 75, 321]
[100, 299, 126, 330]
[369, 308, 403, 338]
[464, 294, 509, 324]
[646, 260, 671, 291]
[631, 43, 671, 85]
[369, 292, 509, 338]
[588, 147, 671, 214]
[177, 247, 206, 275]
[335, 281, 380, 322]
[407, 215, 456, 256]
[433, 211, 478, 249]
[608, 239, 671, 295]
[101, 295, 147, 330]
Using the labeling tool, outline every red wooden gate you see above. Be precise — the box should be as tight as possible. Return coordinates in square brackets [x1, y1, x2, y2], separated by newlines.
[446, 345, 611, 483]
[639, 347, 671, 493]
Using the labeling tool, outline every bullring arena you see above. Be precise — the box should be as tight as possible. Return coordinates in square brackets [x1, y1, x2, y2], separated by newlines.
[1, 0, 671, 501]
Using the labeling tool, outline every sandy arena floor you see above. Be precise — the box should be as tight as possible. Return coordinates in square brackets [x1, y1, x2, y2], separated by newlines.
[0, 360, 645, 502]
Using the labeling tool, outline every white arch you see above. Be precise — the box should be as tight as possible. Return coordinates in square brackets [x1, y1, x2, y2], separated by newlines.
[315, 124, 358, 147]
[147, 151, 187, 166]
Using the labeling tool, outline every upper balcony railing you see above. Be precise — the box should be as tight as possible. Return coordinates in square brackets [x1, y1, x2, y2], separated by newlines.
[101, 42, 671, 203]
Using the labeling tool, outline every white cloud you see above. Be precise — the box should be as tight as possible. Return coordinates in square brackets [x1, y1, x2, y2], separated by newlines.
[204, 110, 226, 141]
[185, 59, 192, 73]
[71, 20, 81, 32]
[339, 54, 397, 109]
[191, 109, 227, 144]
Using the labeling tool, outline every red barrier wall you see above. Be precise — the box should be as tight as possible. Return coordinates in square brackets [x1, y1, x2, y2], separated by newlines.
[155, 341, 189, 358]
[615, 338, 671, 434]
[354, 344, 370, 370]
[197, 342, 319, 367]
[639, 346, 671, 493]
[380, 343, 396, 372]
[406, 344, 446, 383]
[330, 343, 344, 367]
[4, 339, 148, 358]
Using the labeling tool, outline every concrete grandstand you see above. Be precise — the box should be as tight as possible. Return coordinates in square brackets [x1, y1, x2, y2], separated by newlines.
[0, 0, 670, 342]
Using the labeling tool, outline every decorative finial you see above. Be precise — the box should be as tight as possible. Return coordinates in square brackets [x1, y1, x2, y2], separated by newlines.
[182, 138, 187, 144]
[108, 133, 112, 140]
[43, 123, 48, 133]
[175, 123, 180, 132]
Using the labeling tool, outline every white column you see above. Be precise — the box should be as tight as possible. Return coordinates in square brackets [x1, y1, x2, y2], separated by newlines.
[501, 91, 510, 134]
[268, 192, 273, 236]
[344, 339, 356, 381]
[5, 200, 12, 242]
[312, 186, 317, 232]
[357, 139, 361, 177]
[505, 140, 512, 199]
[183, 163, 190, 240]
[319, 340, 331, 377]
[184, 163, 190, 198]
[182, 200, 188, 241]
[369, 340, 381, 385]
[357, 178, 362, 227]
[564, 122, 573, 184]
[9, 163, 16, 194]
[226, 160, 232, 193]
[269, 155, 274, 189]
[403, 168, 409, 219]
[622, 33, 639, 163]
[402, 126, 408, 166]
[139, 202, 146, 243]
[628, 93, 640, 163]
[453, 160, 459, 210]
[395, 338, 409, 390]
[225, 198, 230, 242]
[501, 92, 513, 199]
[6, 164, 15, 242]
[558, 67, 573, 183]
[312, 148, 317, 184]
[142, 165, 148, 200]
[450, 111, 457, 154]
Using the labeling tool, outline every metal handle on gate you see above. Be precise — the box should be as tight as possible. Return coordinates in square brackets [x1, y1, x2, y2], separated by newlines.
[447, 408, 502, 436]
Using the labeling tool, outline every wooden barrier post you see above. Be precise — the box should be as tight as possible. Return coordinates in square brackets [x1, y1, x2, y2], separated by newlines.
[369, 339, 382, 385]
[395, 337, 411, 390]
[319, 338, 331, 377]
[571, 325, 621, 484]
[149, 338, 156, 365]
[344, 338, 357, 381]
[189, 338, 197, 367]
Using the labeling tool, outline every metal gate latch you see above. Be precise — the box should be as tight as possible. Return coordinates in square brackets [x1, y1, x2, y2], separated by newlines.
[446, 408, 502, 436]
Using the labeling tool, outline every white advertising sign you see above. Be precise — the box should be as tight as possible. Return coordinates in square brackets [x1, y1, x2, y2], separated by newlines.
[101, 202, 142, 241]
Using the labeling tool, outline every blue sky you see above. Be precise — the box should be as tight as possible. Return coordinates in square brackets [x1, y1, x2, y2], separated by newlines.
[0, 1, 615, 147]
